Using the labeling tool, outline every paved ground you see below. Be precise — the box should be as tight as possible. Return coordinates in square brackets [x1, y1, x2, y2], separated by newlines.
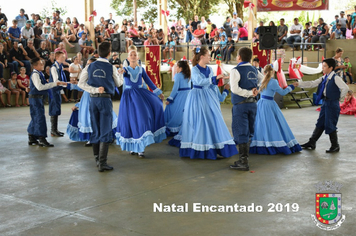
[0, 102, 355, 236]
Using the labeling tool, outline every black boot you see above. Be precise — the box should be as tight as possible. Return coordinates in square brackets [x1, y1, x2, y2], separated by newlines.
[28, 134, 39, 145]
[301, 127, 324, 150]
[92, 143, 100, 167]
[98, 142, 113, 172]
[230, 143, 249, 171]
[50, 116, 64, 137]
[38, 137, 54, 147]
[326, 131, 340, 153]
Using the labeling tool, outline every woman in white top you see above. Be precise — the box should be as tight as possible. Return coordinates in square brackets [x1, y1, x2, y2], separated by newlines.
[69, 56, 83, 102]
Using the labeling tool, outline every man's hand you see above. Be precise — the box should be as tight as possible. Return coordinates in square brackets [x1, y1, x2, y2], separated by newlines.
[57, 81, 67, 86]
[118, 68, 124, 74]
[224, 83, 230, 90]
[292, 82, 299, 87]
[98, 87, 105, 93]
[165, 101, 170, 105]
[19, 61, 24, 67]
[252, 88, 259, 97]
[159, 93, 164, 101]
[217, 74, 224, 80]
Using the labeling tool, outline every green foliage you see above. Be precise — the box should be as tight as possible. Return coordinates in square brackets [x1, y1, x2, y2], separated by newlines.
[172, 0, 221, 22]
[40, 0, 67, 20]
[111, 0, 158, 23]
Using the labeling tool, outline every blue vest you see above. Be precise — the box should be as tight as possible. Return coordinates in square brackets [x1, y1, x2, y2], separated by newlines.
[87, 60, 115, 95]
[29, 70, 48, 96]
[231, 64, 259, 104]
[49, 62, 66, 92]
[317, 74, 340, 101]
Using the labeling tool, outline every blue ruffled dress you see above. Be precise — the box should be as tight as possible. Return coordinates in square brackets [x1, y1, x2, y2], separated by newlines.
[66, 91, 118, 141]
[169, 64, 238, 160]
[115, 66, 166, 153]
[164, 72, 192, 136]
[249, 79, 302, 155]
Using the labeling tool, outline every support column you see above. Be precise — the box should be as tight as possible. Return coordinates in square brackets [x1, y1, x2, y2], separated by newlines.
[248, 0, 257, 40]
[84, 0, 95, 48]
[158, 0, 168, 43]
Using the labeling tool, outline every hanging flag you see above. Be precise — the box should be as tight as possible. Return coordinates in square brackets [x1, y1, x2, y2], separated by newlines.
[145, 45, 162, 89]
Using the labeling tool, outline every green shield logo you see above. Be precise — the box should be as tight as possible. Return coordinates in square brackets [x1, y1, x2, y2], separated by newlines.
[316, 193, 342, 225]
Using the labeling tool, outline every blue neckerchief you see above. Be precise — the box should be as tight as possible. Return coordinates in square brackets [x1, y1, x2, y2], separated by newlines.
[315, 73, 329, 104]
[237, 61, 249, 66]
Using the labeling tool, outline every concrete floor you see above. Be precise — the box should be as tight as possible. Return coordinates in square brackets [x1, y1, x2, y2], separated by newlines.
[0, 102, 355, 236]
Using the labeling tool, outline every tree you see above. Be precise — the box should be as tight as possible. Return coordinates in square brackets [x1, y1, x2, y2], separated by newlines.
[40, 0, 68, 20]
[223, 0, 244, 20]
[172, 0, 221, 22]
[111, 0, 159, 23]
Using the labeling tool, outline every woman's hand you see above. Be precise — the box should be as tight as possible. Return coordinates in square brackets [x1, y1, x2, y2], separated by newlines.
[165, 101, 170, 105]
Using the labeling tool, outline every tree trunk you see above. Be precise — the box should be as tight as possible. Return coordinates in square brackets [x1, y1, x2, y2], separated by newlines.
[133, 0, 137, 23]
[235, 0, 243, 20]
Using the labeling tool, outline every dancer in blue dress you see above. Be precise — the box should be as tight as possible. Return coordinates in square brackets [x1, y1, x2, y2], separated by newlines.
[169, 47, 238, 160]
[249, 64, 302, 155]
[116, 49, 166, 158]
[164, 60, 192, 136]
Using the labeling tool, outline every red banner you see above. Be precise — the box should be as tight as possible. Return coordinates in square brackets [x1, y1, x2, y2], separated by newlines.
[251, 42, 271, 69]
[257, 0, 329, 12]
[145, 46, 161, 89]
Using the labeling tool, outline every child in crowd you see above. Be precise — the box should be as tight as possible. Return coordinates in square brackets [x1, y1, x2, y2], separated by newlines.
[230, 47, 262, 171]
[17, 67, 30, 106]
[169, 47, 237, 160]
[232, 21, 238, 41]
[8, 72, 26, 107]
[41, 26, 51, 49]
[250, 65, 301, 155]
[0, 77, 11, 107]
[220, 35, 227, 50]
[164, 60, 192, 136]
[252, 57, 262, 73]
[343, 57, 354, 84]
[331, 24, 344, 40]
[210, 36, 220, 60]
[116, 47, 166, 158]
[223, 35, 235, 64]
[69, 56, 83, 102]
[294, 58, 349, 153]
[163, 35, 176, 59]
[302, 23, 310, 50]
[340, 90, 356, 115]
[49, 27, 59, 51]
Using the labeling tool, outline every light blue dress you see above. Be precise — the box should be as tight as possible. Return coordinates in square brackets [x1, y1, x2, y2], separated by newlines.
[66, 91, 118, 141]
[249, 79, 302, 155]
[164, 72, 191, 136]
[210, 84, 229, 104]
[116, 66, 166, 153]
[169, 64, 238, 160]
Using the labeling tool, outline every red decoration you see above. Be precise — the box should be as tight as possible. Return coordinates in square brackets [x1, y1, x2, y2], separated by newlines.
[244, 1, 255, 8]
[89, 16, 93, 22]
[92, 10, 97, 16]
[161, 10, 170, 16]
[257, 0, 329, 12]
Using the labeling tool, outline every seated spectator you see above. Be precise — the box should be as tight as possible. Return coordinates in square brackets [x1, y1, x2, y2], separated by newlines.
[8, 72, 26, 107]
[223, 35, 234, 63]
[301, 23, 311, 50]
[17, 67, 30, 105]
[269, 21, 275, 27]
[8, 20, 25, 45]
[77, 24, 85, 38]
[138, 26, 147, 41]
[48, 27, 59, 51]
[223, 17, 232, 38]
[185, 20, 193, 43]
[120, 25, 133, 51]
[9, 41, 31, 75]
[20, 20, 34, 47]
[109, 52, 122, 68]
[24, 38, 40, 59]
[343, 57, 354, 84]
[207, 24, 218, 46]
[176, 20, 184, 42]
[66, 24, 78, 43]
[54, 21, 74, 48]
[94, 24, 104, 48]
[169, 26, 179, 44]
[54, 42, 69, 63]
[254, 21, 264, 42]
[330, 24, 345, 40]
[0, 78, 11, 107]
[210, 36, 220, 59]
[43, 17, 51, 28]
[310, 18, 329, 51]
[41, 26, 51, 49]
[237, 23, 248, 41]
[33, 20, 43, 48]
[72, 17, 79, 33]
[231, 12, 243, 26]
[78, 33, 94, 59]
[252, 57, 262, 73]
[1, 25, 11, 52]
[277, 18, 288, 48]
[205, 19, 213, 39]
[346, 15, 353, 39]
[68, 56, 82, 102]
[287, 18, 302, 50]
[157, 29, 165, 45]
[329, 15, 339, 35]
[44, 66, 50, 81]
[192, 24, 205, 44]
[0, 8, 8, 28]
[0, 43, 14, 77]
[232, 21, 238, 40]
[144, 35, 154, 46]
[105, 22, 115, 40]
[45, 52, 55, 68]
[219, 35, 227, 55]
[219, 27, 227, 42]
[151, 31, 159, 45]
[37, 41, 50, 62]
[128, 23, 142, 45]
[163, 35, 175, 59]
